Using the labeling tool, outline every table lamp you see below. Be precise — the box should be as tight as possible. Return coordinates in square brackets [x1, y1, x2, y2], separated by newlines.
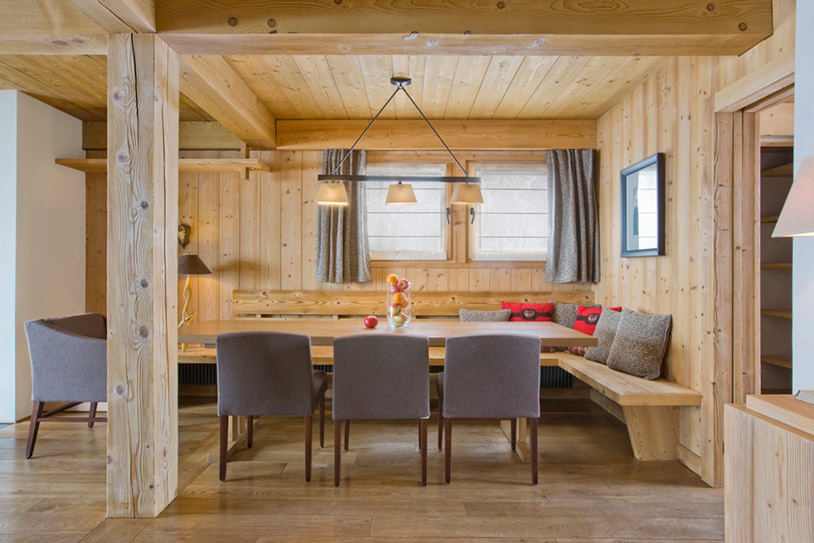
[772, 156, 814, 404]
[178, 254, 211, 328]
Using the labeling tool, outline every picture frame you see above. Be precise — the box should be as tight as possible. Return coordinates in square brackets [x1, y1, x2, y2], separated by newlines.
[620, 152, 665, 257]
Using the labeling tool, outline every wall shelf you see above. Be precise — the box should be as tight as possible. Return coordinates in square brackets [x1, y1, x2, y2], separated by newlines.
[761, 309, 792, 319]
[761, 355, 792, 369]
[761, 262, 792, 269]
[55, 158, 271, 174]
[761, 162, 793, 178]
[761, 215, 779, 223]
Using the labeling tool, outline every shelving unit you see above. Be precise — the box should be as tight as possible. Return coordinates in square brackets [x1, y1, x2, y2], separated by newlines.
[761, 262, 792, 269]
[761, 309, 792, 319]
[760, 355, 793, 369]
[760, 215, 779, 223]
[55, 157, 271, 174]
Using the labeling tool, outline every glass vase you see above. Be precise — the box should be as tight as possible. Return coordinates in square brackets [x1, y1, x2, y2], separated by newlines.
[386, 276, 411, 329]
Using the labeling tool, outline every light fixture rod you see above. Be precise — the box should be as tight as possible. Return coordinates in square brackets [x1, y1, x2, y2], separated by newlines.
[318, 174, 481, 183]
[330, 87, 401, 175]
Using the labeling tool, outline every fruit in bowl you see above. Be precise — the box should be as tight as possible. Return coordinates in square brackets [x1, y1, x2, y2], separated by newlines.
[389, 284, 401, 294]
[389, 303, 401, 316]
[385, 274, 411, 329]
[386, 274, 399, 285]
[397, 278, 410, 291]
[363, 315, 378, 329]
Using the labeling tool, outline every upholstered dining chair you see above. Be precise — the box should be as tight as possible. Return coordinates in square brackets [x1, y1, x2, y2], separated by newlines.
[332, 334, 430, 487]
[216, 331, 327, 482]
[437, 333, 541, 484]
[23, 313, 108, 459]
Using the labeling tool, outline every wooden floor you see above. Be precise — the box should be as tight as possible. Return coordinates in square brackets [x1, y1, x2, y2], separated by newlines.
[0, 394, 724, 542]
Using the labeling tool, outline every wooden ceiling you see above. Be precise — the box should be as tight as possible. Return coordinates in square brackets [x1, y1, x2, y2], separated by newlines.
[0, 52, 668, 122]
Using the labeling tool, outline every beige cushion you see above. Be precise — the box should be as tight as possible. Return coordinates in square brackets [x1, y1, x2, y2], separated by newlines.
[606, 309, 672, 380]
[459, 308, 512, 322]
[584, 309, 622, 364]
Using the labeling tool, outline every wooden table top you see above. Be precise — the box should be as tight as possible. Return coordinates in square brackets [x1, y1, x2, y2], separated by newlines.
[178, 319, 598, 348]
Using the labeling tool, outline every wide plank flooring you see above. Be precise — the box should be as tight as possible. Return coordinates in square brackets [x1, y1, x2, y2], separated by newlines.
[0, 395, 723, 542]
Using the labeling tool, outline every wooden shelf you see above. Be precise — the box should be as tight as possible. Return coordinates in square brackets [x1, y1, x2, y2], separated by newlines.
[56, 158, 271, 174]
[761, 215, 779, 223]
[761, 309, 792, 319]
[761, 163, 793, 178]
[761, 355, 792, 369]
[761, 262, 792, 269]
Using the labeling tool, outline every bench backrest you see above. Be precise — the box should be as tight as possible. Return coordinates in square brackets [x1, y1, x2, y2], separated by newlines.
[232, 290, 595, 318]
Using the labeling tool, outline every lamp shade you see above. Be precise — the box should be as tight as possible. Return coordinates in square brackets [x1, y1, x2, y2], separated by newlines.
[450, 182, 484, 205]
[385, 182, 417, 205]
[773, 156, 814, 237]
[316, 182, 350, 206]
[178, 254, 211, 275]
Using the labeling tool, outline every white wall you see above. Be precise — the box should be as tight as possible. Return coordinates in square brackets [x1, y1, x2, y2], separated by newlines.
[0, 91, 85, 422]
[793, 2, 814, 392]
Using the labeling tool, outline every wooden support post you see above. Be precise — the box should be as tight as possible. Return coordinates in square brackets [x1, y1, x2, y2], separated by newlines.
[622, 406, 680, 461]
[106, 33, 180, 519]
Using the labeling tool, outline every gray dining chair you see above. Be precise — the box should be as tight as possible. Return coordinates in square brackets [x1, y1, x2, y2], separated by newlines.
[332, 334, 430, 486]
[23, 313, 108, 459]
[216, 331, 327, 482]
[437, 333, 541, 484]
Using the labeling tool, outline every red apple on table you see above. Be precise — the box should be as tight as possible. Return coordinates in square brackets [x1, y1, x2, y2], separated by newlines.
[363, 315, 379, 329]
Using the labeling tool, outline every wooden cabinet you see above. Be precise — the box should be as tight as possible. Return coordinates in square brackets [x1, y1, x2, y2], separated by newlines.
[725, 395, 814, 542]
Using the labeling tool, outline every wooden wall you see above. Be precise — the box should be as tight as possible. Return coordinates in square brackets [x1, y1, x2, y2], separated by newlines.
[593, 0, 795, 486]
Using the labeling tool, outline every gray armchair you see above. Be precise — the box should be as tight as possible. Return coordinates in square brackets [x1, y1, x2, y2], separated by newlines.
[437, 333, 541, 484]
[216, 331, 327, 482]
[23, 313, 108, 459]
[332, 334, 430, 486]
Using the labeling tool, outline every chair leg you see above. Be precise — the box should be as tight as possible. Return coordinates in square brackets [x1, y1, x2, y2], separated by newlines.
[437, 411, 443, 450]
[420, 419, 427, 486]
[319, 396, 325, 448]
[530, 416, 538, 486]
[219, 416, 228, 481]
[510, 418, 517, 451]
[25, 402, 44, 459]
[344, 419, 350, 451]
[444, 418, 452, 484]
[334, 419, 342, 487]
[88, 402, 98, 428]
[417, 419, 423, 451]
[247, 415, 253, 449]
[305, 415, 313, 482]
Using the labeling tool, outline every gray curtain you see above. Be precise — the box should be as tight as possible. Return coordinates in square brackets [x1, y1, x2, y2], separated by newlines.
[545, 149, 599, 284]
[316, 149, 372, 283]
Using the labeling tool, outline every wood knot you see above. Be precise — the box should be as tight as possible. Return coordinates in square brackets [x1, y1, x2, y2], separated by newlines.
[71, 38, 84, 44]
[227, 16, 238, 26]
[113, 90, 125, 103]
[52, 40, 68, 47]
[115, 384, 125, 395]
[497, 1, 505, 8]
[117, 150, 128, 163]
[139, 325, 149, 338]
[403, 31, 419, 41]
[532, 38, 544, 47]
[706, 3, 715, 10]
[140, 279, 149, 288]
[464, 31, 471, 37]
[106, 455, 113, 464]
[267, 18, 276, 27]
[738, 22, 748, 31]
[140, 199, 150, 210]
[426, 39, 438, 47]
[334, 0, 343, 4]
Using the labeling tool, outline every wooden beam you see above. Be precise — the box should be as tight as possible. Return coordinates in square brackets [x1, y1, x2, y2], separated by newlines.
[759, 102, 794, 138]
[56, 157, 270, 173]
[0, 0, 107, 54]
[714, 50, 795, 113]
[83, 121, 241, 150]
[69, 0, 156, 33]
[179, 55, 276, 149]
[107, 33, 178, 518]
[276, 120, 596, 150]
[155, 0, 772, 56]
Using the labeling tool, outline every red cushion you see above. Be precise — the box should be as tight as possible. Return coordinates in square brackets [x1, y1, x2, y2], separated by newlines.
[608, 306, 622, 312]
[501, 302, 554, 322]
[573, 306, 603, 335]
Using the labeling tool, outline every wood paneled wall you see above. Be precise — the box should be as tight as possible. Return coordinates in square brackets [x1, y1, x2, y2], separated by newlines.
[594, 0, 795, 486]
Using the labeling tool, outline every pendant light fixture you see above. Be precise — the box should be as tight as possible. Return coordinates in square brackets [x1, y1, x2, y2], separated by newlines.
[317, 76, 483, 207]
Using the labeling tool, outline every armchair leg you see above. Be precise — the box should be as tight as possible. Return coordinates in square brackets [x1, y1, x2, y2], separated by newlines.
[444, 418, 452, 484]
[219, 416, 228, 481]
[319, 396, 325, 448]
[247, 415, 253, 449]
[530, 417, 538, 485]
[334, 420, 342, 487]
[305, 415, 313, 482]
[420, 418, 427, 486]
[437, 412, 443, 450]
[344, 419, 350, 451]
[25, 402, 43, 459]
[88, 402, 98, 428]
[510, 418, 516, 451]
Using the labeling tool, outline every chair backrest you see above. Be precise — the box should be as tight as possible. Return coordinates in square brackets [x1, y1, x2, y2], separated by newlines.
[332, 334, 430, 420]
[24, 313, 108, 403]
[216, 331, 315, 417]
[443, 333, 541, 419]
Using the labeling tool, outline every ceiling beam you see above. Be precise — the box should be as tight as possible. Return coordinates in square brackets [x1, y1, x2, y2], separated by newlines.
[69, 0, 156, 33]
[83, 121, 242, 150]
[179, 55, 276, 149]
[156, 0, 773, 56]
[0, 0, 107, 54]
[276, 120, 596, 151]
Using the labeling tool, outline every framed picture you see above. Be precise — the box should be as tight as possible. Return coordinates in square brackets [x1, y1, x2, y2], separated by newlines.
[620, 153, 665, 257]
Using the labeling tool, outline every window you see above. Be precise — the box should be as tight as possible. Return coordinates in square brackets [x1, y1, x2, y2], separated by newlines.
[364, 162, 448, 260]
[470, 163, 548, 261]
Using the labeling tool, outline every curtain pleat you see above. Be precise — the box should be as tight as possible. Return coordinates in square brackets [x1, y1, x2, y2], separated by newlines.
[545, 149, 600, 284]
[316, 149, 372, 283]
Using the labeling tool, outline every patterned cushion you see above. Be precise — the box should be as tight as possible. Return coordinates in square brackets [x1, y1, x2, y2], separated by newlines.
[584, 309, 623, 364]
[459, 308, 512, 322]
[573, 306, 603, 335]
[565, 345, 589, 356]
[501, 302, 554, 322]
[552, 302, 601, 329]
[606, 309, 672, 380]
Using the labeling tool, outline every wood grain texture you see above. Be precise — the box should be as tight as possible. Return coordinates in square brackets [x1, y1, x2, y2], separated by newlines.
[83, 121, 241, 150]
[106, 33, 178, 518]
[58, 157, 270, 173]
[714, 49, 795, 113]
[623, 406, 681, 461]
[745, 394, 814, 435]
[68, 0, 156, 33]
[0, 0, 107, 54]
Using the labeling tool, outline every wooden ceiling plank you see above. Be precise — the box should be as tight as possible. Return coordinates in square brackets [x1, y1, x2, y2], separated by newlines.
[68, 0, 156, 33]
[179, 55, 277, 149]
[0, 0, 107, 54]
[467, 55, 525, 119]
[325, 56, 372, 119]
[492, 57, 558, 120]
[443, 56, 491, 119]
[517, 56, 592, 119]
[155, 0, 773, 56]
[420, 55, 459, 119]
[392, 55, 425, 119]
[545, 56, 631, 120]
[357, 55, 397, 119]
[260, 55, 328, 120]
[583, 57, 672, 120]
[225, 55, 299, 120]
[291, 55, 349, 120]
